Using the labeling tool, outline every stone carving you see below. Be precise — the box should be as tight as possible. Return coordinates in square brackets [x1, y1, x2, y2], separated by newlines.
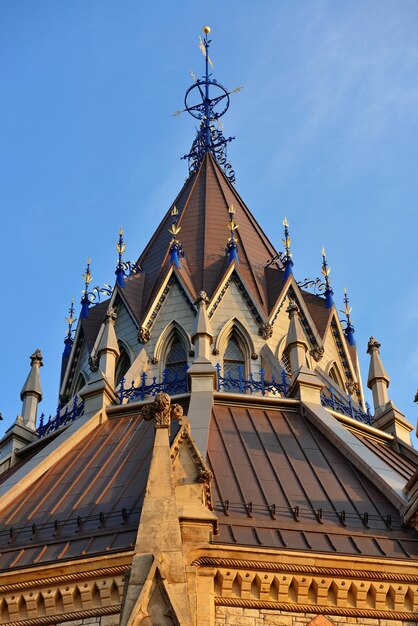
[106, 306, 117, 322]
[140, 392, 183, 429]
[367, 336, 381, 354]
[310, 346, 324, 362]
[138, 327, 151, 344]
[89, 355, 99, 372]
[151, 356, 158, 364]
[286, 299, 299, 315]
[345, 380, 359, 395]
[30, 349, 43, 367]
[251, 352, 258, 360]
[197, 468, 213, 483]
[195, 290, 209, 305]
[212, 348, 220, 356]
[259, 322, 273, 339]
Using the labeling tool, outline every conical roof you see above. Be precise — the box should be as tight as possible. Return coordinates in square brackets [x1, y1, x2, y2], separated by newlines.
[137, 152, 278, 318]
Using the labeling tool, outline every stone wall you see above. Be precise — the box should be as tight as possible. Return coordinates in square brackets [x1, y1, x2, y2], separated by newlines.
[61, 614, 119, 626]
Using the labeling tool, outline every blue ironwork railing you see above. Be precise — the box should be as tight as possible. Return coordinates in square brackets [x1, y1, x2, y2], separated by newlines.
[321, 388, 372, 425]
[216, 363, 288, 397]
[118, 367, 189, 404]
[38, 396, 85, 438]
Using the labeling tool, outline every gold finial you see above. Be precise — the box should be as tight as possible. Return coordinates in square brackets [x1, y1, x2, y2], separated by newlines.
[171, 205, 179, 216]
[322, 246, 326, 257]
[228, 203, 235, 215]
[169, 223, 181, 237]
[283, 217, 289, 228]
[203, 25, 211, 34]
[119, 226, 124, 236]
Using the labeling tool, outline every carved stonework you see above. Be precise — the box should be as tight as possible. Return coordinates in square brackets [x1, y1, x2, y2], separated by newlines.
[198, 468, 213, 483]
[140, 392, 183, 429]
[251, 352, 258, 360]
[286, 299, 299, 315]
[310, 346, 324, 362]
[195, 290, 209, 305]
[30, 349, 43, 367]
[345, 380, 359, 395]
[212, 348, 220, 356]
[259, 323, 273, 340]
[367, 336, 381, 354]
[89, 355, 99, 372]
[106, 306, 117, 322]
[138, 327, 151, 344]
[151, 356, 158, 365]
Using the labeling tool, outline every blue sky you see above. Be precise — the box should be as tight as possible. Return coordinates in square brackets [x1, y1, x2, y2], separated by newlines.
[1, 1, 417, 442]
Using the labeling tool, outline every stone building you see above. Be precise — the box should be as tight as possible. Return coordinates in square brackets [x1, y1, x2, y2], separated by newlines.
[0, 27, 417, 626]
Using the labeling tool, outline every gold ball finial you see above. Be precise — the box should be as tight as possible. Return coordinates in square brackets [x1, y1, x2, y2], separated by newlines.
[203, 25, 211, 34]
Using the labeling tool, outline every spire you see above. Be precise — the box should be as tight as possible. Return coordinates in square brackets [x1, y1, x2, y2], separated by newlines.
[285, 299, 308, 375]
[341, 288, 356, 346]
[96, 306, 120, 383]
[80, 258, 93, 318]
[115, 227, 126, 288]
[282, 217, 293, 279]
[226, 203, 239, 264]
[20, 349, 43, 430]
[168, 206, 183, 268]
[367, 337, 389, 412]
[175, 26, 242, 183]
[63, 299, 76, 357]
[321, 247, 334, 308]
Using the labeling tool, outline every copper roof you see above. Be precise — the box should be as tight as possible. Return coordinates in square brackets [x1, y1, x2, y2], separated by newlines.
[207, 402, 418, 559]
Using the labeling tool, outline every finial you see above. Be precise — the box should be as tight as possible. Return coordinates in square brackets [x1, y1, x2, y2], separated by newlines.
[115, 227, 126, 288]
[80, 258, 93, 318]
[63, 298, 76, 357]
[175, 28, 242, 184]
[226, 203, 239, 265]
[168, 205, 183, 268]
[282, 217, 293, 279]
[30, 349, 43, 367]
[321, 247, 334, 308]
[340, 288, 356, 346]
[367, 336, 381, 354]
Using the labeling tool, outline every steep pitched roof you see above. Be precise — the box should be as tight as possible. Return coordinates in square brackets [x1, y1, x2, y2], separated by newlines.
[137, 153, 278, 318]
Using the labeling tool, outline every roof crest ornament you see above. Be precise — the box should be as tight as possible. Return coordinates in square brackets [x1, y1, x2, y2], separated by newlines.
[340, 287, 356, 347]
[282, 217, 294, 279]
[63, 299, 76, 357]
[174, 26, 242, 184]
[114, 228, 142, 289]
[321, 247, 334, 308]
[225, 203, 239, 265]
[168, 205, 184, 268]
[80, 258, 113, 318]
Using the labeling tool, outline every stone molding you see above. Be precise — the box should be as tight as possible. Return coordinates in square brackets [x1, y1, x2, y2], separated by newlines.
[0, 572, 125, 625]
[214, 597, 417, 621]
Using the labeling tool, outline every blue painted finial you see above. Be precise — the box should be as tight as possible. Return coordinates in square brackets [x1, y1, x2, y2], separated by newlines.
[80, 258, 93, 318]
[340, 288, 356, 346]
[115, 227, 126, 288]
[175, 27, 243, 184]
[282, 218, 293, 279]
[321, 247, 334, 308]
[226, 204, 239, 265]
[168, 206, 183, 269]
[63, 299, 76, 357]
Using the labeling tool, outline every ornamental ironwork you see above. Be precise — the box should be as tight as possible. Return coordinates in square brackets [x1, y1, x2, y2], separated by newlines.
[38, 396, 85, 438]
[118, 366, 189, 404]
[321, 388, 372, 425]
[216, 363, 288, 397]
[80, 258, 113, 318]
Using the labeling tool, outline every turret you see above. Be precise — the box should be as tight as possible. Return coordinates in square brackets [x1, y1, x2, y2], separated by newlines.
[20, 349, 43, 430]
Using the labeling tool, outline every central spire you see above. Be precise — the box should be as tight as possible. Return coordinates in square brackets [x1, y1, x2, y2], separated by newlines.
[174, 26, 242, 184]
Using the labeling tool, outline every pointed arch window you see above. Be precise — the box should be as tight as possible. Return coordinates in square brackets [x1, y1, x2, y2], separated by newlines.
[165, 337, 187, 381]
[329, 364, 344, 390]
[115, 344, 131, 386]
[223, 333, 246, 380]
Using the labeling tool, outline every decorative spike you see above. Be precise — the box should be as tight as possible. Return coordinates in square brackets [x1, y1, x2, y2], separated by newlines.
[168, 206, 183, 269]
[115, 227, 126, 288]
[321, 247, 334, 308]
[63, 298, 76, 357]
[80, 258, 92, 318]
[340, 288, 356, 346]
[226, 204, 239, 265]
[282, 217, 293, 279]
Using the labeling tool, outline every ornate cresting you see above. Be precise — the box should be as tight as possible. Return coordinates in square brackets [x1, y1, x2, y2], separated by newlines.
[225, 203, 239, 264]
[80, 258, 112, 318]
[168, 205, 183, 268]
[63, 299, 76, 358]
[174, 26, 242, 183]
[340, 287, 356, 347]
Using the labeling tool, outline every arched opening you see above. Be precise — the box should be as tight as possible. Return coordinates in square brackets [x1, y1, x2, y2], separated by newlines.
[223, 333, 246, 379]
[115, 343, 131, 385]
[329, 364, 344, 390]
[165, 336, 187, 382]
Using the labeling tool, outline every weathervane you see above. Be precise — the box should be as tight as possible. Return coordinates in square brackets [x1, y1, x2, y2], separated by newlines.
[340, 288, 356, 346]
[226, 203, 239, 264]
[321, 247, 334, 308]
[168, 206, 184, 269]
[80, 258, 113, 318]
[114, 228, 142, 289]
[174, 26, 243, 183]
[63, 299, 76, 357]
[282, 218, 293, 279]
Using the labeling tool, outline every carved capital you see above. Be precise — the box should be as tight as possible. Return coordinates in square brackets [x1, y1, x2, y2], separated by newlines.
[259, 323, 273, 340]
[138, 327, 151, 344]
[140, 392, 183, 429]
[310, 346, 324, 362]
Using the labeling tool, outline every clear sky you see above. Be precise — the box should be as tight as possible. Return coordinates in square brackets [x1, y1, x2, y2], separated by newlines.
[1, 1, 417, 442]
